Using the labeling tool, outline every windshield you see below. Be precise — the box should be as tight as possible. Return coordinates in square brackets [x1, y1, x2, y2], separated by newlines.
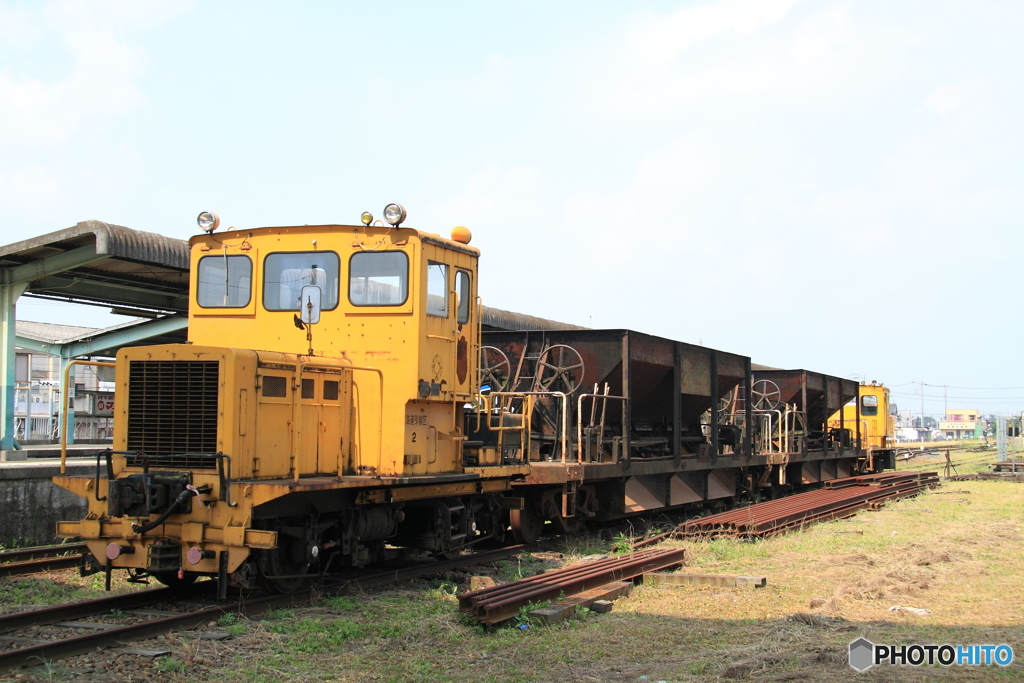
[197, 255, 252, 308]
[263, 251, 340, 311]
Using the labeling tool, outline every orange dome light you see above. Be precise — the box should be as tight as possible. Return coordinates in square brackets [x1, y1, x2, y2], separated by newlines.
[450, 225, 472, 244]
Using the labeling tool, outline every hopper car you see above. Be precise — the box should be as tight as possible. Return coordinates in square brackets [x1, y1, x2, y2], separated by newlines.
[52, 207, 887, 595]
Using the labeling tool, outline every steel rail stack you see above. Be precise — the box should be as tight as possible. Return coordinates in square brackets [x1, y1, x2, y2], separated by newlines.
[676, 472, 939, 539]
[458, 547, 686, 624]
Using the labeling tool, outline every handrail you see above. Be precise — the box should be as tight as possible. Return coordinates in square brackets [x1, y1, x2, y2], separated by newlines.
[576, 391, 628, 463]
[60, 360, 116, 475]
[481, 392, 534, 455]
[488, 390, 569, 461]
[750, 410, 780, 455]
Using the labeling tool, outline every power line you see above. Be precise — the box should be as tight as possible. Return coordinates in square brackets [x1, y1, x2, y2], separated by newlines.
[916, 382, 1024, 391]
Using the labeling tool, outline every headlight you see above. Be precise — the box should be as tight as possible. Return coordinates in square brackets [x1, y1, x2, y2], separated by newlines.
[383, 203, 406, 227]
[197, 211, 221, 233]
[360, 211, 373, 226]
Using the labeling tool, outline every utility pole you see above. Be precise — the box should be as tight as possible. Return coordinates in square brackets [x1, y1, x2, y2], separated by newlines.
[920, 380, 925, 430]
[944, 385, 947, 416]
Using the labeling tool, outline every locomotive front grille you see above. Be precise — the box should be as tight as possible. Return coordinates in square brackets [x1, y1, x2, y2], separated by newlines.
[127, 360, 220, 460]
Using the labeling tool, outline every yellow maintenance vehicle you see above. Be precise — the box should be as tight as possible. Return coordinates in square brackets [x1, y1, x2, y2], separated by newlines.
[53, 206, 529, 593]
[828, 381, 896, 472]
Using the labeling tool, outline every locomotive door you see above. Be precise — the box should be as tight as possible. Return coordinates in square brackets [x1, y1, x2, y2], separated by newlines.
[422, 245, 475, 399]
[421, 244, 458, 471]
[298, 372, 347, 475]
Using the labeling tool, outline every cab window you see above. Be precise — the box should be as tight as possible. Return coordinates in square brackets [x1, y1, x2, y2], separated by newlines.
[456, 270, 471, 324]
[197, 255, 252, 308]
[427, 261, 448, 317]
[349, 251, 408, 306]
[861, 395, 879, 416]
[264, 252, 339, 311]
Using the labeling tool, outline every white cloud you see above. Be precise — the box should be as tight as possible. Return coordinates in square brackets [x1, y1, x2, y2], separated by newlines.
[578, 1, 913, 119]
[923, 83, 968, 116]
[0, 27, 147, 146]
[0, 166, 60, 213]
[0, 0, 191, 218]
[0, 0, 193, 146]
[621, 0, 801, 68]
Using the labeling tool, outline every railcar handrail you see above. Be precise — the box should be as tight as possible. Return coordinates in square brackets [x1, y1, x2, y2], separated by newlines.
[60, 359, 116, 475]
[486, 390, 570, 462]
[577, 389, 628, 463]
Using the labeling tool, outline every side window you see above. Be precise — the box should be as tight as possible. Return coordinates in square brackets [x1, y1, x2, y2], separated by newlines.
[426, 261, 448, 317]
[456, 270, 471, 325]
[861, 394, 878, 416]
[197, 255, 252, 308]
[349, 251, 408, 306]
[264, 251, 340, 311]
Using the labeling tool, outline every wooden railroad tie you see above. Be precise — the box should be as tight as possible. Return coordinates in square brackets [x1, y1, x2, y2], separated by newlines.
[643, 573, 767, 589]
[527, 581, 633, 624]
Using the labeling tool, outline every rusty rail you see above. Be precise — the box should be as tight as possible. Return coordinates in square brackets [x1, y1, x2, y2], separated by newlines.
[458, 547, 686, 624]
[0, 542, 88, 578]
[676, 472, 939, 539]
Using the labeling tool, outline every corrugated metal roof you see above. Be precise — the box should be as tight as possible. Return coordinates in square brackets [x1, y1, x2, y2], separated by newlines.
[16, 320, 101, 344]
[751, 362, 782, 371]
[481, 306, 588, 332]
[0, 220, 189, 270]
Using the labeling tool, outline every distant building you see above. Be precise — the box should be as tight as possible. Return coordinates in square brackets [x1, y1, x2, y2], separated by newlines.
[896, 427, 919, 441]
[15, 321, 114, 443]
[938, 408, 984, 440]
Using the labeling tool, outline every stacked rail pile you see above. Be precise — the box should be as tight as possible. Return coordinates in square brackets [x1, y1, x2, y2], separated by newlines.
[458, 547, 685, 624]
[676, 472, 938, 539]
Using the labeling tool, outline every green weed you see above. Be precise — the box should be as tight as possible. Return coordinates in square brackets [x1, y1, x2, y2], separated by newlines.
[322, 595, 358, 610]
[155, 656, 187, 673]
[27, 656, 68, 681]
[217, 612, 241, 626]
[513, 600, 551, 628]
[264, 608, 294, 620]
[611, 531, 633, 554]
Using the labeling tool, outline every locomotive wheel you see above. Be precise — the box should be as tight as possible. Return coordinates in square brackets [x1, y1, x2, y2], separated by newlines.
[549, 513, 584, 536]
[509, 506, 544, 544]
[257, 546, 309, 594]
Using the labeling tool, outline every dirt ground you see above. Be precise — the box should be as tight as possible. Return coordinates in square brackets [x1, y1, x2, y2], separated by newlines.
[2, 448, 1022, 681]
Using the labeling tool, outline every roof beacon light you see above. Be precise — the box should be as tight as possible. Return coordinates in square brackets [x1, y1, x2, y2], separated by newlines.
[197, 211, 221, 233]
[451, 225, 472, 244]
[383, 203, 407, 227]
[360, 211, 373, 226]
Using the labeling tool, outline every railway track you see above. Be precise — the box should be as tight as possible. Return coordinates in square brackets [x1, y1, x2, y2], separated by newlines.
[0, 544, 526, 672]
[0, 543, 87, 579]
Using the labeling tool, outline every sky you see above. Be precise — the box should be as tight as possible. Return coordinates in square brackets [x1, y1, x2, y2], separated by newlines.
[0, 0, 1021, 417]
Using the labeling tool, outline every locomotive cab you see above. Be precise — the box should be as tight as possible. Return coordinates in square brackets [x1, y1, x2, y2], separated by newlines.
[828, 381, 896, 471]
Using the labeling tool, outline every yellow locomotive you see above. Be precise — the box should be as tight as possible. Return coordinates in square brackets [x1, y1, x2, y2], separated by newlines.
[828, 381, 896, 472]
[54, 206, 529, 592]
